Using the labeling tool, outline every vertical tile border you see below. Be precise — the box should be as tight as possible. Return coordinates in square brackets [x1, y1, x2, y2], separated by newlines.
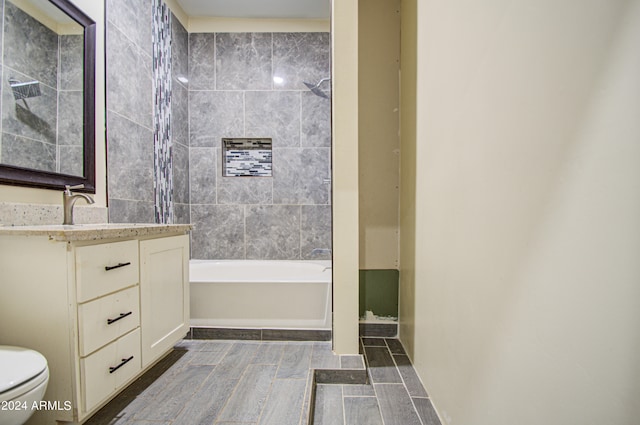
[152, 0, 173, 223]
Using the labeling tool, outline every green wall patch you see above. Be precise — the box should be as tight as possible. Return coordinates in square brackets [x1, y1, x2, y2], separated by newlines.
[359, 269, 399, 320]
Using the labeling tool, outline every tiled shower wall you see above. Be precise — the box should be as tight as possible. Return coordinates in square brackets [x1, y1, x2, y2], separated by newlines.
[106, 0, 189, 224]
[188, 32, 332, 260]
[0, 1, 83, 175]
[106, 1, 332, 259]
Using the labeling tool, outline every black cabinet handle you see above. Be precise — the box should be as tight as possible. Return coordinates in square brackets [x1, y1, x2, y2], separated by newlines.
[105, 262, 131, 271]
[106, 311, 133, 325]
[109, 356, 134, 374]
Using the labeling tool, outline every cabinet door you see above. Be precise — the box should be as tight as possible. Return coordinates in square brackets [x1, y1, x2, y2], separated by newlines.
[140, 235, 190, 366]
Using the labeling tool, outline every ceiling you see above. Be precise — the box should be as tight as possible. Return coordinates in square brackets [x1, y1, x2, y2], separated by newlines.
[175, 0, 331, 19]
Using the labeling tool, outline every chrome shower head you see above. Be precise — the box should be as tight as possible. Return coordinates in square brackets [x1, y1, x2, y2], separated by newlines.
[303, 77, 331, 99]
[8, 78, 41, 100]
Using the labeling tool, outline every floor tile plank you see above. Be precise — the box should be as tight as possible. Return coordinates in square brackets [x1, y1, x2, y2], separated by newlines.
[344, 396, 383, 425]
[314, 385, 345, 425]
[413, 397, 442, 425]
[218, 364, 278, 422]
[394, 354, 429, 397]
[364, 346, 402, 383]
[259, 379, 307, 425]
[374, 383, 422, 425]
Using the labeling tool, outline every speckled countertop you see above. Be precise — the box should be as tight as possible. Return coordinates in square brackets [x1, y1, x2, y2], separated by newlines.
[0, 223, 192, 242]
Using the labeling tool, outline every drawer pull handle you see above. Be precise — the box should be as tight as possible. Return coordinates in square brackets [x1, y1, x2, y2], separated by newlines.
[109, 356, 134, 374]
[107, 311, 133, 325]
[105, 262, 131, 271]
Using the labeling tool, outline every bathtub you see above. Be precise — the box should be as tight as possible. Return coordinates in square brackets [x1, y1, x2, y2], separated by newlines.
[190, 260, 332, 330]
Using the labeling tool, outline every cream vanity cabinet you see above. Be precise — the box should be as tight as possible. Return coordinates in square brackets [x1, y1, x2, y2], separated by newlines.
[0, 224, 190, 425]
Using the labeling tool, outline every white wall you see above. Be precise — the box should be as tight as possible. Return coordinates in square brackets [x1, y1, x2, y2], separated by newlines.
[401, 0, 640, 423]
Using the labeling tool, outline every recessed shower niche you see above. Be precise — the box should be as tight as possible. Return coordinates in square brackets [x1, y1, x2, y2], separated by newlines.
[222, 138, 273, 177]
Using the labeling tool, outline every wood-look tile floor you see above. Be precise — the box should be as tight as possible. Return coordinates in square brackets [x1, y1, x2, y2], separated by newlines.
[85, 338, 440, 425]
[314, 338, 441, 425]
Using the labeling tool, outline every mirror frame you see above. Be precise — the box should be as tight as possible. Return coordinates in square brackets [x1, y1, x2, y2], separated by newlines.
[0, 0, 96, 193]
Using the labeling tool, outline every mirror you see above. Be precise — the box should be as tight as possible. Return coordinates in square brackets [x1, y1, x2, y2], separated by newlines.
[0, 0, 96, 192]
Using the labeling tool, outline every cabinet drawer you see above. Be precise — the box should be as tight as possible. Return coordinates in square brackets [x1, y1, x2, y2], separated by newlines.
[76, 240, 139, 302]
[81, 328, 141, 413]
[78, 286, 140, 357]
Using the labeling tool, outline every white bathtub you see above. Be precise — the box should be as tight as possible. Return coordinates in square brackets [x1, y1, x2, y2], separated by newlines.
[190, 260, 332, 330]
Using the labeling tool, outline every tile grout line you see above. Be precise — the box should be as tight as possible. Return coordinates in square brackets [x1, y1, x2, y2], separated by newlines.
[385, 340, 426, 425]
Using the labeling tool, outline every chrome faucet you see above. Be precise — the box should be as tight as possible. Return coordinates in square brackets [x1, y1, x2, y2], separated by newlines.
[63, 184, 94, 225]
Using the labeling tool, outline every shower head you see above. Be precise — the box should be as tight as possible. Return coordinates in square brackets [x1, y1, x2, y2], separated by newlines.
[303, 77, 331, 99]
[8, 78, 41, 100]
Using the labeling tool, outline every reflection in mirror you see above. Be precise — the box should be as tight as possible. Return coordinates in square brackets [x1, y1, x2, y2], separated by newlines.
[2, 0, 82, 174]
[0, 0, 95, 192]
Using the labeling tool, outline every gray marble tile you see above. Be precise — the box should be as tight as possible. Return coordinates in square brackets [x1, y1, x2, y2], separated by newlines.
[340, 355, 365, 370]
[170, 370, 238, 424]
[301, 90, 331, 147]
[217, 364, 277, 422]
[106, 22, 153, 129]
[314, 385, 344, 425]
[277, 343, 313, 379]
[172, 142, 189, 204]
[273, 33, 330, 91]
[173, 203, 190, 224]
[170, 13, 188, 89]
[107, 0, 152, 56]
[57, 90, 83, 147]
[342, 384, 375, 397]
[106, 113, 154, 202]
[252, 343, 284, 365]
[359, 323, 398, 337]
[189, 90, 243, 147]
[216, 33, 272, 90]
[213, 342, 261, 380]
[59, 35, 83, 91]
[311, 342, 340, 369]
[188, 33, 216, 90]
[0, 133, 55, 172]
[374, 384, 422, 425]
[245, 91, 300, 147]
[314, 369, 368, 385]
[190, 204, 244, 260]
[413, 397, 442, 425]
[394, 355, 428, 397]
[273, 148, 330, 204]
[189, 147, 216, 204]
[218, 176, 273, 205]
[263, 329, 331, 342]
[362, 338, 387, 347]
[58, 145, 83, 176]
[301, 205, 332, 260]
[187, 345, 231, 365]
[245, 205, 300, 260]
[108, 199, 155, 223]
[4, 2, 58, 88]
[191, 327, 260, 340]
[171, 82, 189, 148]
[134, 365, 214, 421]
[385, 338, 406, 355]
[259, 378, 307, 425]
[364, 346, 402, 384]
[2, 67, 57, 146]
[344, 396, 383, 425]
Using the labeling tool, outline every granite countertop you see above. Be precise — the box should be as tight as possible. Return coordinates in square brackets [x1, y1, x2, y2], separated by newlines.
[0, 223, 192, 242]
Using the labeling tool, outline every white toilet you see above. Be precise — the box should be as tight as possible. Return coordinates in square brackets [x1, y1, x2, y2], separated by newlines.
[0, 346, 49, 425]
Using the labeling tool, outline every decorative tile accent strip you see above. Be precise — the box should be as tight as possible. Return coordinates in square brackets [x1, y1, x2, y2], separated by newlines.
[152, 0, 173, 223]
[222, 138, 273, 177]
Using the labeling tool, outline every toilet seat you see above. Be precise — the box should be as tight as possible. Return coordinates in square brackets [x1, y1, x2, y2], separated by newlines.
[0, 346, 48, 399]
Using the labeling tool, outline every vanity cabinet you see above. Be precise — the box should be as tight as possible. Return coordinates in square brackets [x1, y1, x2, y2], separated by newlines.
[0, 225, 190, 425]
